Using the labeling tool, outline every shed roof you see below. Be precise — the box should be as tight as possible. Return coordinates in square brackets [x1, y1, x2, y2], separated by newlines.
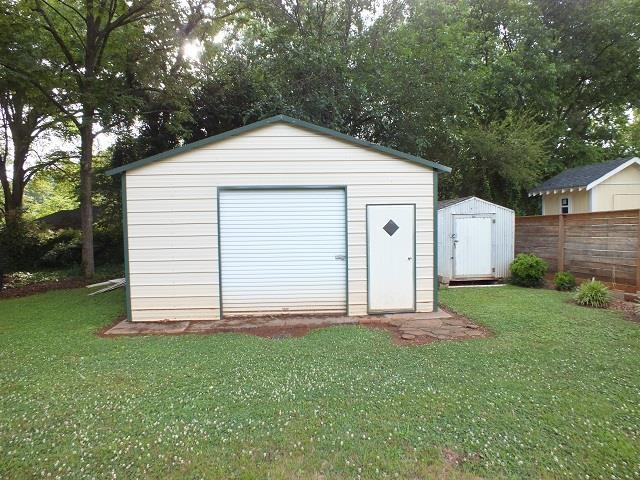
[437, 195, 514, 212]
[106, 115, 452, 176]
[437, 196, 473, 209]
[529, 157, 640, 195]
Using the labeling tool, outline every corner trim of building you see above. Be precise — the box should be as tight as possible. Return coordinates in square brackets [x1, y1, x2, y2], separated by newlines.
[433, 172, 439, 312]
[121, 173, 133, 322]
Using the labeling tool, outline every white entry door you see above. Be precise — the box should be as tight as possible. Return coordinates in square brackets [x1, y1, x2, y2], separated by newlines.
[219, 188, 347, 316]
[454, 216, 493, 278]
[367, 204, 415, 313]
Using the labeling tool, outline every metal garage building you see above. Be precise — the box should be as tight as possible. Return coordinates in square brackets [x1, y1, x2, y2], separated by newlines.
[437, 196, 514, 284]
[107, 115, 451, 322]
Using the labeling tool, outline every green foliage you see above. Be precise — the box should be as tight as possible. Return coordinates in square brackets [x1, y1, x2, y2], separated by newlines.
[0, 219, 43, 272]
[4, 264, 124, 289]
[554, 272, 577, 291]
[509, 253, 548, 287]
[23, 162, 79, 220]
[574, 279, 612, 308]
[0, 219, 122, 273]
[0, 287, 639, 478]
[4, 0, 640, 263]
[454, 113, 550, 209]
[38, 229, 82, 268]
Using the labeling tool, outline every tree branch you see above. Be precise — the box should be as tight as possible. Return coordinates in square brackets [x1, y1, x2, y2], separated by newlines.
[0, 62, 81, 129]
[32, 0, 82, 79]
[40, 0, 87, 50]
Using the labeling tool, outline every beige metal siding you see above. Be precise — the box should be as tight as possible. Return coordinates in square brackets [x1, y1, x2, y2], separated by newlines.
[124, 123, 434, 321]
[438, 197, 514, 282]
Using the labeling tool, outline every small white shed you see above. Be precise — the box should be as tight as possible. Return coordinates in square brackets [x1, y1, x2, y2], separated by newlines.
[107, 115, 451, 322]
[437, 196, 514, 283]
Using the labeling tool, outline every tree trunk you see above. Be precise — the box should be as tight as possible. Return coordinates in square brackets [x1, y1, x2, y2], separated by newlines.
[79, 109, 95, 279]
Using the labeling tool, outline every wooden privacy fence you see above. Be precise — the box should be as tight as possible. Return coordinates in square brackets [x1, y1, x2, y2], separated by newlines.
[515, 209, 640, 292]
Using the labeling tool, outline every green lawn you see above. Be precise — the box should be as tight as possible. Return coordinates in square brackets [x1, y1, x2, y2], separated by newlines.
[1, 286, 639, 479]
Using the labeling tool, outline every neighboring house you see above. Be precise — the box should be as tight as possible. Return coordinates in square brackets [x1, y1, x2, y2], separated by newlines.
[36, 207, 101, 230]
[107, 115, 451, 322]
[529, 157, 640, 214]
[437, 196, 514, 284]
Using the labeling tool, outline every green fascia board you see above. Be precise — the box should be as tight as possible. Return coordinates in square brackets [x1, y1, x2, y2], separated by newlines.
[105, 115, 452, 176]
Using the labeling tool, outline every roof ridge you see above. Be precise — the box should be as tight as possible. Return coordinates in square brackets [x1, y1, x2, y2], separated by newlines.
[529, 156, 639, 195]
[106, 115, 451, 176]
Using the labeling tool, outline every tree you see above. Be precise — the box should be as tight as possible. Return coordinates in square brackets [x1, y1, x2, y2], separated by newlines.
[5, 0, 241, 277]
[0, 0, 61, 224]
[0, 87, 61, 224]
[30, 0, 159, 278]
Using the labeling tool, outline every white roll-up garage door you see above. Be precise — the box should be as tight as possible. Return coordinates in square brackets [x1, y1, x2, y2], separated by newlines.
[218, 188, 347, 316]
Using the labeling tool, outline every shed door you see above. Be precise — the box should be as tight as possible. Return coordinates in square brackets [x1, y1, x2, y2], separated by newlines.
[367, 204, 415, 312]
[454, 216, 493, 278]
[218, 189, 347, 316]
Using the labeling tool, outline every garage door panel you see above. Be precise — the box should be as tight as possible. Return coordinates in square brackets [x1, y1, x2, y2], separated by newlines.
[219, 189, 347, 316]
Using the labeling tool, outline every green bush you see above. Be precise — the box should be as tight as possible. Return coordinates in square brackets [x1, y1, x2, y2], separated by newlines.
[509, 253, 548, 287]
[0, 219, 43, 272]
[554, 271, 576, 291]
[39, 229, 82, 268]
[0, 219, 123, 274]
[574, 279, 611, 308]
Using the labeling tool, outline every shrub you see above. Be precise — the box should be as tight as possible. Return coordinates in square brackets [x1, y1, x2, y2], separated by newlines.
[574, 279, 611, 308]
[39, 229, 82, 268]
[509, 253, 548, 287]
[554, 272, 576, 291]
[0, 219, 43, 272]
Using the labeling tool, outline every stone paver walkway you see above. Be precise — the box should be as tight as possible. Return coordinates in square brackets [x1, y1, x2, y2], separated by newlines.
[391, 317, 484, 340]
[103, 309, 487, 342]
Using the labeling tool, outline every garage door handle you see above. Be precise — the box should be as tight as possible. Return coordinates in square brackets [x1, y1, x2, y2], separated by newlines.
[335, 255, 346, 261]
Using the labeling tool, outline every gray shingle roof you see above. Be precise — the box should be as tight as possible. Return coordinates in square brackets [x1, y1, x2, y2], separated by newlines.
[437, 196, 473, 209]
[529, 157, 634, 194]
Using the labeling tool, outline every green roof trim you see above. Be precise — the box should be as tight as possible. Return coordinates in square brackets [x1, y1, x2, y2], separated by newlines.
[105, 114, 452, 176]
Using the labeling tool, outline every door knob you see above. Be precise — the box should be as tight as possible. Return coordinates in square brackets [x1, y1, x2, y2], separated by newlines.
[335, 255, 346, 261]
[407, 256, 413, 260]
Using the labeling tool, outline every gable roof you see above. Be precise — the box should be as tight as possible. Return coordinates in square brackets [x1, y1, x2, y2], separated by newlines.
[106, 115, 451, 176]
[36, 207, 101, 230]
[437, 195, 514, 212]
[438, 196, 473, 209]
[529, 157, 640, 195]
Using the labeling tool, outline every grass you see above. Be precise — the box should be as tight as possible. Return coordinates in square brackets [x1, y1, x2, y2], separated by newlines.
[1, 286, 639, 479]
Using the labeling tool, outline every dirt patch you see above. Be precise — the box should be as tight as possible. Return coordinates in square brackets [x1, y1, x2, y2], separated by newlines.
[610, 298, 640, 324]
[567, 296, 640, 324]
[0, 278, 89, 300]
[222, 324, 317, 339]
[367, 323, 439, 346]
[442, 448, 482, 469]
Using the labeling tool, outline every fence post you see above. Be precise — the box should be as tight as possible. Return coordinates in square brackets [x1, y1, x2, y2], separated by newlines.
[557, 214, 565, 273]
[636, 210, 640, 292]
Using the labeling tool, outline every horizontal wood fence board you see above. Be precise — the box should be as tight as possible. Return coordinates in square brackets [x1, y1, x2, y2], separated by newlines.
[515, 210, 640, 290]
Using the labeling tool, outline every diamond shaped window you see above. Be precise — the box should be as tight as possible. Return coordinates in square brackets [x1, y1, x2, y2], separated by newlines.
[383, 219, 399, 236]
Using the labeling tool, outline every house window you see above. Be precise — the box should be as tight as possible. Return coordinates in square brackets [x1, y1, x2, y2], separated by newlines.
[561, 197, 569, 214]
